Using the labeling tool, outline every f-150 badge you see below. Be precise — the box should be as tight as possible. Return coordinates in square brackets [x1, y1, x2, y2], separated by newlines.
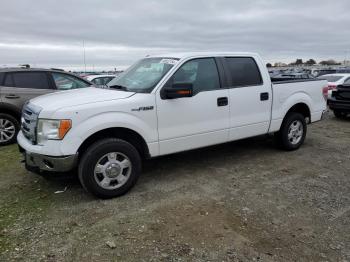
[132, 106, 154, 112]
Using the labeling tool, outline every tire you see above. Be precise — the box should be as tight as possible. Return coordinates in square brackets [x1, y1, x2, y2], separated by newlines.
[0, 113, 20, 146]
[78, 138, 141, 199]
[275, 112, 307, 151]
[333, 110, 346, 118]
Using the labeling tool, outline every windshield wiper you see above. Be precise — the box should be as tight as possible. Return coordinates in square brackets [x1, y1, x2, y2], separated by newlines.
[108, 84, 128, 91]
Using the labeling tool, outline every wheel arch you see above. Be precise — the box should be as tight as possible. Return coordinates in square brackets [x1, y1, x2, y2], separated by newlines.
[77, 127, 151, 160]
[0, 103, 21, 120]
[285, 103, 311, 122]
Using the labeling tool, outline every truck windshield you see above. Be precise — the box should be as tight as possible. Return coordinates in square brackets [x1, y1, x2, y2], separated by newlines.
[108, 57, 179, 93]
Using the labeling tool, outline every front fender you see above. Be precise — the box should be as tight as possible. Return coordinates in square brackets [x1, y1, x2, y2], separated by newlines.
[59, 111, 158, 155]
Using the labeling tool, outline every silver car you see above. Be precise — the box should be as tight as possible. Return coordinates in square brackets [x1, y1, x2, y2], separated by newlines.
[0, 68, 93, 145]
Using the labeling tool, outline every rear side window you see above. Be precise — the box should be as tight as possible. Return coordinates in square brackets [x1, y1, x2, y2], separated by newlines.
[0, 73, 4, 85]
[4, 74, 15, 87]
[5, 72, 50, 89]
[225, 57, 263, 87]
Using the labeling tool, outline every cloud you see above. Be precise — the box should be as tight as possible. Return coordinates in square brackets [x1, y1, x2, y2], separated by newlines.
[1, 0, 349, 70]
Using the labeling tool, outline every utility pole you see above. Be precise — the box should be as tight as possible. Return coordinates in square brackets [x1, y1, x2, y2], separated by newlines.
[83, 40, 87, 73]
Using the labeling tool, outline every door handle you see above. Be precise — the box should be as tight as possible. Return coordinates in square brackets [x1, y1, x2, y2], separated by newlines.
[5, 94, 20, 99]
[217, 97, 228, 106]
[260, 92, 269, 101]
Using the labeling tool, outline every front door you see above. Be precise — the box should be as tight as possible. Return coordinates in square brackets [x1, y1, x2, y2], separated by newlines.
[156, 57, 230, 155]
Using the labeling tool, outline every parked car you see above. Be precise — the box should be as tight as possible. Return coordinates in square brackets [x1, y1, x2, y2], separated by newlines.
[268, 69, 282, 78]
[0, 68, 93, 145]
[328, 79, 350, 118]
[84, 74, 117, 86]
[336, 68, 350, 74]
[17, 52, 327, 198]
[314, 69, 337, 77]
[317, 74, 350, 99]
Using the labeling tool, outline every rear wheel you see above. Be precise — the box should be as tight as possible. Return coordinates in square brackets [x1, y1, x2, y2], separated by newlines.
[0, 113, 19, 146]
[78, 138, 141, 199]
[275, 112, 307, 151]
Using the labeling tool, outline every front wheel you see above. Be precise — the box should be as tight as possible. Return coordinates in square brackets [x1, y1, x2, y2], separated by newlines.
[0, 113, 19, 146]
[78, 138, 141, 199]
[275, 113, 307, 151]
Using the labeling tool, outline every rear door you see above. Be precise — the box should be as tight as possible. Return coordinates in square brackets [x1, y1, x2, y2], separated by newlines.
[222, 56, 272, 140]
[156, 57, 230, 155]
[1, 71, 54, 110]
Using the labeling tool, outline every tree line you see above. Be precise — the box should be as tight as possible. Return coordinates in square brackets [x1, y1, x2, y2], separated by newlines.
[266, 59, 342, 67]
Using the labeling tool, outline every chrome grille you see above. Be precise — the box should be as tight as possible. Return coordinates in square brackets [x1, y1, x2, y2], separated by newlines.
[21, 103, 41, 144]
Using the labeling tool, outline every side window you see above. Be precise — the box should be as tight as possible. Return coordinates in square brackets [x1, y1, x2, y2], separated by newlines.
[344, 78, 350, 85]
[225, 57, 263, 87]
[52, 73, 90, 90]
[7, 72, 50, 89]
[92, 77, 113, 85]
[166, 58, 221, 94]
[0, 73, 4, 85]
[4, 73, 15, 87]
[106, 77, 114, 84]
[91, 78, 103, 85]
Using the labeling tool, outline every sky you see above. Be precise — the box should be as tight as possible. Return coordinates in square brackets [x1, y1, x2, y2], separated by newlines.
[1, 0, 350, 71]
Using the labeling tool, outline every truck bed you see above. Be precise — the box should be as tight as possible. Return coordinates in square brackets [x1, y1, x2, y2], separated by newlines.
[268, 78, 327, 133]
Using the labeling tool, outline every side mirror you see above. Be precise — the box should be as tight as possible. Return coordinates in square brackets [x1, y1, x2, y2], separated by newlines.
[161, 83, 193, 99]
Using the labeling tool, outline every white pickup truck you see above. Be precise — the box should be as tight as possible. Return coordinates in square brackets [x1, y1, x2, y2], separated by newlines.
[17, 52, 327, 198]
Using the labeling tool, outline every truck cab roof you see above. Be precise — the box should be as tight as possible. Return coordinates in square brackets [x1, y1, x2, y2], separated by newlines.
[148, 51, 260, 60]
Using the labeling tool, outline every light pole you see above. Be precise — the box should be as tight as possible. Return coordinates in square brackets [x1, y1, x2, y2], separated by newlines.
[83, 41, 87, 73]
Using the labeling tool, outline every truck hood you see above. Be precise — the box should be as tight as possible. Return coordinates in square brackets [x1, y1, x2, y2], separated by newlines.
[30, 87, 135, 110]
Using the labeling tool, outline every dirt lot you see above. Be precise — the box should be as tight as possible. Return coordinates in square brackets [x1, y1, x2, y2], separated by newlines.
[0, 113, 349, 262]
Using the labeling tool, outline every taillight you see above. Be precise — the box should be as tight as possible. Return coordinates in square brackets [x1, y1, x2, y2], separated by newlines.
[322, 84, 337, 100]
[322, 87, 328, 99]
[328, 84, 337, 90]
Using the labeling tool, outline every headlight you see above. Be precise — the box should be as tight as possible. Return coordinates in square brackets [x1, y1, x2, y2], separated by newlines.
[37, 119, 72, 145]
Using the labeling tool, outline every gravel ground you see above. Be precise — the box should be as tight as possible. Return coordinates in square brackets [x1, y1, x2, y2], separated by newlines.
[0, 112, 349, 262]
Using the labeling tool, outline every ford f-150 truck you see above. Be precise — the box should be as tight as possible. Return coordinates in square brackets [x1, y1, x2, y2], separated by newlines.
[17, 52, 327, 198]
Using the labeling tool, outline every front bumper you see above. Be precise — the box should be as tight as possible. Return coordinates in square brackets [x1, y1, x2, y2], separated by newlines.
[328, 98, 350, 112]
[19, 145, 78, 173]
